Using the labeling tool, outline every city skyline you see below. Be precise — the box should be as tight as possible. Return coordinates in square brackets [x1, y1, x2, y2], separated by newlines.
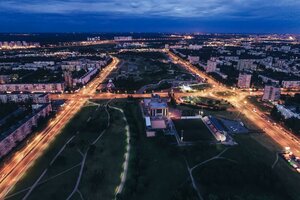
[0, 1, 300, 199]
[0, 0, 300, 33]
[0, 33, 300, 199]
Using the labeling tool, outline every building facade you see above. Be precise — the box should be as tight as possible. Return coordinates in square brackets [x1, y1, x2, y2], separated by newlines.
[206, 58, 217, 73]
[282, 80, 300, 89]
[188, 56, 200, 64]
[114, 36, 133, 41]
[0, 83, 64, 93]
[73, 67, 99, 86]
[0, 93, 50, 104]
[0, 104, 52, 158]
[237, 59, 257, 71]
[237, 73, 252, 88]
[262, 85, 281, 101]
[143, 95, 169, 118]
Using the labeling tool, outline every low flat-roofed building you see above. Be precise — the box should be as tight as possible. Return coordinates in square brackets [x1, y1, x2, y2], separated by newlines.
[151, 119, 167, 129]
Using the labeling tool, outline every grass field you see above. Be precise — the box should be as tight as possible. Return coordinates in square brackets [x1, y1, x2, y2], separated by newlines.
[190, 133, 300, 200]
[6, 102, 127, 200]
[113, 99, 299, 200]
[190, 83, 212, 91]
[173, 119, 214, 142]
[214, 91, 237, 97]
[112, 99, 189, 200]
[169, 103, 300, 200]
[6, 98, 300, 200]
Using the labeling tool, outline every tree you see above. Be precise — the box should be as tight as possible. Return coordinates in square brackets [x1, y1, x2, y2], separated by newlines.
[208, 194, 219, 200]
[270, 106, 282, 121]
[285, 117, 300, 135]
[90, 169, 104, 192]
[170, 96, 177, 108]
[88, 144, 96, 156]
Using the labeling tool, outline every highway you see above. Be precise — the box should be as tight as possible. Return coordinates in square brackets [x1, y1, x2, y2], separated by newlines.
[0, 57, 119, 199]
[167, 50, 300, 156]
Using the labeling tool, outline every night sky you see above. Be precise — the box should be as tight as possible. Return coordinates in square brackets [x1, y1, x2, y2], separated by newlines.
[0, 0, 299, 33]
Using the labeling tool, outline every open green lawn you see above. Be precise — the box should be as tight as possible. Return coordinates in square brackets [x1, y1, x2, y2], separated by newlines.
[7, 98, 300, 200]
[114, 99, 298, 200]
[190, 133, 300, 200]
[112, 99, 189, 200]
[190, 83, 212, 91]
[214, 91, 237, 97]
[171, 103, 300, 200]
[6, 102, 127, 200]
[79, 108, 127, 200]
[173, 119, 214, 142]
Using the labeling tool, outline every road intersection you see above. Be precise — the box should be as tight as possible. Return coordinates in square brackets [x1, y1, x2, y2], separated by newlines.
[0, 49, 299, 199]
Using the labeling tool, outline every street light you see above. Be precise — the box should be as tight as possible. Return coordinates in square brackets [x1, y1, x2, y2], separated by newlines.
[181, 130, 184, 141]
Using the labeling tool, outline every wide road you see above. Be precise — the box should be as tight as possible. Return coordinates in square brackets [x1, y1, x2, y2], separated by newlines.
[51, 49, 300, 157]
[0, 49, 299, 198]
[0, 57, 119, 199]
[167, 50, 300, 156]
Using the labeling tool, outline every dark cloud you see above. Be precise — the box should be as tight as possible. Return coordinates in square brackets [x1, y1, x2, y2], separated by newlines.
[0, 0, 299, 32]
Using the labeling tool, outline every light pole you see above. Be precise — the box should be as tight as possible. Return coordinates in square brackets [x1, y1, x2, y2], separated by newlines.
[181, 130, 184, 142]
